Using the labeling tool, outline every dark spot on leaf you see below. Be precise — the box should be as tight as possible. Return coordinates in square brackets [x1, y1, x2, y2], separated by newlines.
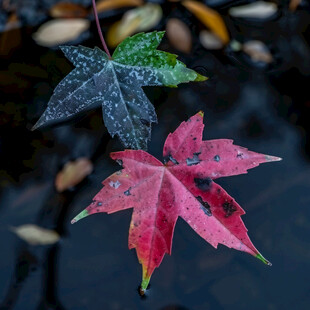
[194, 177, 212, 191]
[196, 196, 212, 216]
[237, 153, 243, 158]
[193, 137, 197, 140]
[186, 152, 201, 166]
[140, 118, 150, 127]
[163, 154, 179, 165]
[223, 200, 237, 217]
[214, 155, 220, 162]
[124, 188, 131, 196]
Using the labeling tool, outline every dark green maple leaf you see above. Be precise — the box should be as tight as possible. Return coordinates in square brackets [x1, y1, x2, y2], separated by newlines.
[32, 31, 207, 149]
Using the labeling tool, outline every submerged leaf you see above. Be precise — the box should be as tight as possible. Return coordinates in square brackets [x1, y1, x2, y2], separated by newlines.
[10, 225, 60, 245]
[166, 18, 192, 54]
[107, 4, 163, 47]
[200, 30, 224, 50]
[182, 0, 229, 44]
[243, 40, 273, 64]
[96, 0, 143, 13]
[55, 158, 93, 192]
[33, 31, 206, 150]
[32, 18, 90, 47]
[229, 1, 278, 19]
[72, 112, 281, 292]
[49, 2, 88, 18]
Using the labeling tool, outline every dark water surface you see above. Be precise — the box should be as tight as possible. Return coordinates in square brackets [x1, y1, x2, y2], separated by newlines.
[1, 2, 310, 310]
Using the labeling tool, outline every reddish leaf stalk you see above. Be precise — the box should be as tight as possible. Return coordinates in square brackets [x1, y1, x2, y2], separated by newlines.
[91, 0, 112, 59]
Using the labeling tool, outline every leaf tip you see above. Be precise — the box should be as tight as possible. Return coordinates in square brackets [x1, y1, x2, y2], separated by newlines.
[139, 276, 151, 296]
[256, 253, 272, 266]
[195, 73, 208, 82]
[31, 122, 39, 131]
[71, 209, 89, 224]
[265, 155, 282, 162]
[32, 116, 45, 131]
[138, 264, 152, 296]
[198, 111, 204, 118]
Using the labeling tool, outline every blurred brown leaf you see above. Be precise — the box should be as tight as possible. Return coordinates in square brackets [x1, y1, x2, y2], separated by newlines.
[166, 18, 192, 54]
[96, 0, 143, 13]
[182, 0, 229, 44]
[55, 158, 93, 192]
[0, 14, 21, 56]
[10, 225, 60, 245]
[289, 0, 302, 11]
[50, 2, 88, 18]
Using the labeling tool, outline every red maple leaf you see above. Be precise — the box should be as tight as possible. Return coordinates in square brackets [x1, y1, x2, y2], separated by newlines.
[72, 112, 281, 294]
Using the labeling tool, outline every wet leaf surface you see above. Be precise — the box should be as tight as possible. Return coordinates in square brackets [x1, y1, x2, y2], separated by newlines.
[72, 112, 280, 293]
[33, 31, 206, 150]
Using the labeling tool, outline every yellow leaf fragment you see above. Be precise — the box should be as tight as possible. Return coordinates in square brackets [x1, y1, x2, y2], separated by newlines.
[107, 3, 162, 47]
[55, 158, 93, 192]
[182, 0, 229, 44]
[32, 18, 90, 47]
[166, 18, 192, 54]
[96, 0, 143, 13]
[10, 225, 60, 245]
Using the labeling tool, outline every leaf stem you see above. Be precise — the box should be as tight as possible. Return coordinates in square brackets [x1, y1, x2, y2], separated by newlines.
[91, 0, 112, 59]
